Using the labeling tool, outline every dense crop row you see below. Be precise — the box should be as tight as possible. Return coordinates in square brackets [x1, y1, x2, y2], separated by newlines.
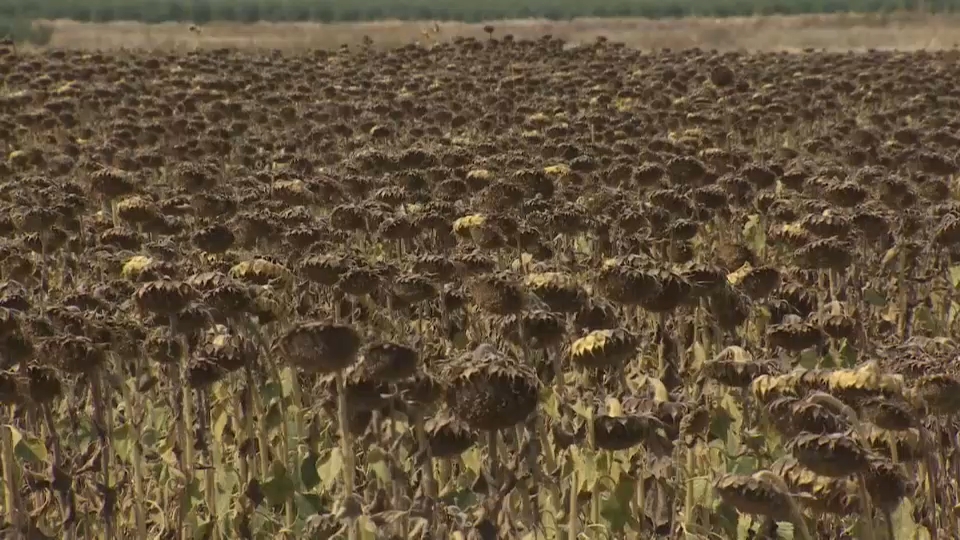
[2, 30, 960, 540]
[2, 0, 955, 23]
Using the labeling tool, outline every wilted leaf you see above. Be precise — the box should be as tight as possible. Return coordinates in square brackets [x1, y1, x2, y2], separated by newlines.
[881, 246, 900, 267]
[690, 476, 711, 505]
[369, 461, 391, 485]
[263, 402, 284, 435]
[300, 450, 321, 490]
[914, 306, 938, 333]
[863, 288, 887, 307]
[542, 388, 561, 421]
[358, 516, 379, 540]
[571, 401, 593, 420]
[776, 521, 795, 540]
[728, 455, 757, 475]
[743, 214, 766, 254]
[460, 447, 481, 475]
[194, 519, 214, 540]
[366, 445, 387, 464]
[7, 425, 47, 464]
[950, 265, 960, 288]
[737, 514, 753, 540]
[838, 341, 858, 368]
[261, 460, 295, 506]
[691, 341, 708, 373]
[212, 409, 230, 443]
[709, 404, 735, 448]
[295, 492, 324, 516]
[112, 424, 132, 463]
[893, 499, 930, 540]
[570, 448, 597, 490]
[601, 476, 637, 532]
[637, 375, 670, 402]
[319, 449, 342, 491]
[797, 348, 821, 369]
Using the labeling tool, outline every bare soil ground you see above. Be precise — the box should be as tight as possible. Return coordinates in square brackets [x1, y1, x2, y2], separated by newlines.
[43, 12, 960, 51]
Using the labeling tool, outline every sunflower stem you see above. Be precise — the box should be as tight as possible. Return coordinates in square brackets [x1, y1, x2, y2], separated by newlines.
[412, 410, 436, 499]
[243, 367, 270, 484]
[855, 474, 877, 540]
[882, 508, 896, 540]
[232, 393, 251, 488]
[807, 392, 875, 540]
[264, 364, 294, 530]
[637, 452, 646, 537]
[587, 410, 600, 528]
[335, 372, 358, 540]
[656, 313, 667, 377]
[514, 424, 536, 526]
[41, 403, 77, 540]
[754, 471, 813, 540]
[118, 373, 147, 539]
[129, 422, 147, 540]
[683, 444, 696, 530]
[198, 390, 218, 536]
[897, 247, 909, 339]
[486, 430, 499, 487]
[90, 373, 115, 540]
[918, 425, 941, 540]
[567, 469, 579, 540]
[1, 413, 23, 532]
[166, 315, 195, 540]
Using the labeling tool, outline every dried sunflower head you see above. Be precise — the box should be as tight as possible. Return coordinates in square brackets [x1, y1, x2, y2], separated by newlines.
[321, 367, 392, 414]
[470, 272, 525, 315]
[765, 395, 849, 438]
[200, 328, 257, 373]
[738, 265, 781, 299]
[337, 266, 382, 297]
[596, 264, 660, 305]
[0, 306, 21, 338]
[827, 362, 903, 405]
[857, 396, 915, 431]
[713, 472, 794, 522]
[681, 263, 727, 298]
[229, 258, 292, 286]
[187, 357, 226, 389]
[300, 254, 352, 287]
[592, 413, 672, 455]
[864, 424, 924, 462]
[766, 321, 824, 352]
[0, 370, 22, 405]
[359, 342, 419, 382]
[46, 335, 105, 375]
[134, 280, 195, 316]
[273, 322, 361, 375]
[861, 455, 911, 512]
[787, 431, 869, 478]
[499, 310, 566, 351]
[397, 369, 443, 407]
[26, 364, 61, 403]
[702, 356, 781, 389]
[426, 409, 477, 458]
[796, 238, 853, 271]
[445, 344, 539, 431]
[524, 272, 586, 313]
[913, 374, 960, 416]
[569, 329, 637, 370]
[392, 273, 436, 305]
[773, 456, 857, 516]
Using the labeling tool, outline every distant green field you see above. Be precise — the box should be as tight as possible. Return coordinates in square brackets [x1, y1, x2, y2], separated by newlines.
[2, 0, 957, 24]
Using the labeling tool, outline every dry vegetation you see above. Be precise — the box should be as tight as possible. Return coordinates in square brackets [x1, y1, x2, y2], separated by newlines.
[42, 13, 960, 51]
[2, 26, 960, 540]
